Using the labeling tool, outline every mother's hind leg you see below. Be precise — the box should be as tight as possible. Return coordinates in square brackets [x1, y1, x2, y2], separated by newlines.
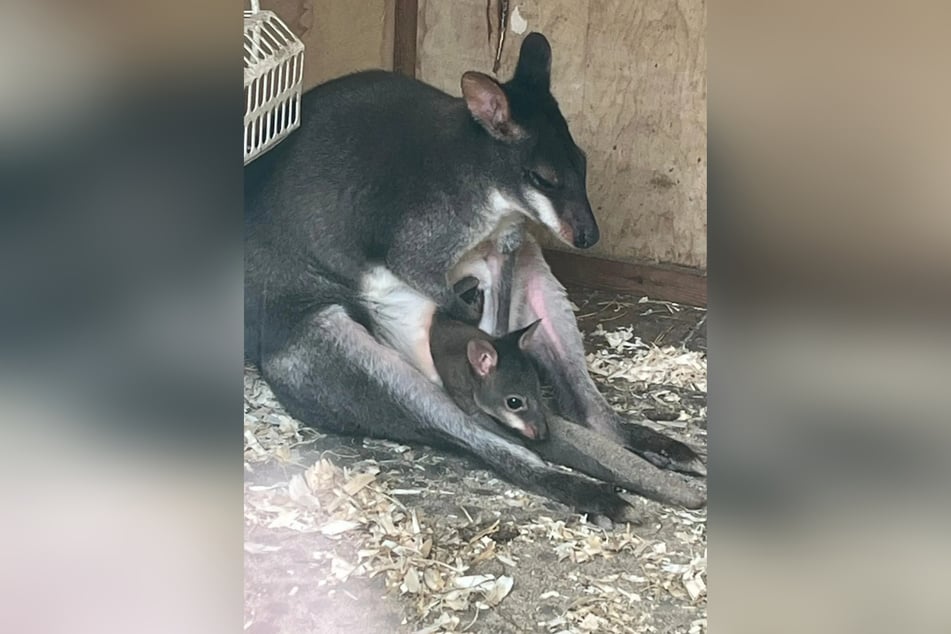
[505, 236, 706, 476]
[259, 303, 641, 521]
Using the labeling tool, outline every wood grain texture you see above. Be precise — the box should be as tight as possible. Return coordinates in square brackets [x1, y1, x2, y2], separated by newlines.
[580, 0, 706, 269]
[416, 0, 500, 89]
[544, 249, 707, 307]
[263, 0, 395, 91]
[416, 0, 706, 270]
[416, 1, 589, 127]
[393, 0, 418, 76]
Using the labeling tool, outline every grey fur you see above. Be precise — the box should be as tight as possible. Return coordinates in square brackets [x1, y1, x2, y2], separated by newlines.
[245, 33, 704, 521]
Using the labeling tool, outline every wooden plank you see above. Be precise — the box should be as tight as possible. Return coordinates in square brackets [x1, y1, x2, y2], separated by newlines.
[393, 0, 418, 77]
[579, 0, 707, 270]
[544, 249, 707, 307]
[416, 0, 500, 89]
[266, 0, 394, 91]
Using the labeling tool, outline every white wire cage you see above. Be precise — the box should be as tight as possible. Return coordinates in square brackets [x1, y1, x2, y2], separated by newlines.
[244, 1, 304, 165]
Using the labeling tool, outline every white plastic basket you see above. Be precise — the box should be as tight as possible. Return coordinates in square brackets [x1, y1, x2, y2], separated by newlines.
[244, 1, 304, 165]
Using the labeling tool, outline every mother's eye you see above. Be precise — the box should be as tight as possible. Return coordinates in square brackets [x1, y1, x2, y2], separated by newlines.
[526, 169, 560, 191]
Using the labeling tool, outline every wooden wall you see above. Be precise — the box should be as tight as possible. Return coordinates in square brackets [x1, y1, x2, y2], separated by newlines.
[260, 0, 394, 91]
[416, 0, 707, 271]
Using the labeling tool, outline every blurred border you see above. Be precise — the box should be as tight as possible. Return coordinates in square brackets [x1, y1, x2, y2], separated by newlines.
[710, 2, 950, 632]
[1, 2, 242, 633]
[2, 1, 949, 632]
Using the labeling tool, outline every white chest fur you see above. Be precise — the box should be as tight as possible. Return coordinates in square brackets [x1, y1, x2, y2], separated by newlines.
[360, 266, 441, 384]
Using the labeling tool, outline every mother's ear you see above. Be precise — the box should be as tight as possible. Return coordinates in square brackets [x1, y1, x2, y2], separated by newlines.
[513, 32, 552, 91]
[461, 71, 523, 140]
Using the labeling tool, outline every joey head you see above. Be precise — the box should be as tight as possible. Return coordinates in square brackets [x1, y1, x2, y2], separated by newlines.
[430, 311, 548, 441]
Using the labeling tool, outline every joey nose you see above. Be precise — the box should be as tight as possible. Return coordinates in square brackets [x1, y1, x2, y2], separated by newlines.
[535, 420, 549, 441]
[529, 418, 549, 441]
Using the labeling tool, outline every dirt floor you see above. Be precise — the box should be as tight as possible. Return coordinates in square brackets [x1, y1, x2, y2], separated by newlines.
[244, 289, 707, 634]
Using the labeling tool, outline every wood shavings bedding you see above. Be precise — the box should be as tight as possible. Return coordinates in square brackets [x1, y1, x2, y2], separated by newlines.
[244, 367, 322, 466]
[244, 296, 707, 633]
[587, 325, 707, 393]
[245, 455, 706, 632]
[245, 456, 521, 631]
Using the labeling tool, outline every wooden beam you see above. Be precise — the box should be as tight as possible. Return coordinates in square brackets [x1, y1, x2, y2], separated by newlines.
[393, 0, 418, 77]
[543, 249, 707, 307]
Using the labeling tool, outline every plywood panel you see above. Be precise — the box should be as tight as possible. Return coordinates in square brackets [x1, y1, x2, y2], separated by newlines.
[417, 1, 589, 130]
[581, 0, 706, 269]
[261, 0, 394, 91]
[416, 0, 500, 94]
[416, 0, 706, 270]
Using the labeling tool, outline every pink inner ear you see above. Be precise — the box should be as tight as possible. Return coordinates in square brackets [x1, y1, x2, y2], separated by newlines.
[461, 72, 511, 132]
[467, 339, 498, 377]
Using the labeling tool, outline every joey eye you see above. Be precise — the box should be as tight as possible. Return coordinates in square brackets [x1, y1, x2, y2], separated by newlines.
[526, 169, 559, 191]
[505, 396, 525, 411]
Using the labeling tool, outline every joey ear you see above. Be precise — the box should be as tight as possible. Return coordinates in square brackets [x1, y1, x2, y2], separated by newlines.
[466, 339, 498, 377]
[514, 32, 552, 91]
[515, 319, 543, 351]
[461, 71, 521, 140]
